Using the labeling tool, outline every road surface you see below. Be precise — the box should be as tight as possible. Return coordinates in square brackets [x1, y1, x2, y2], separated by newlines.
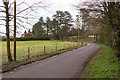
[3, 43, 101, 78]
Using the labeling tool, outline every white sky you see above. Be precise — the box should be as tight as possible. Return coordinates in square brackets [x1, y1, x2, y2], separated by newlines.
[0, 0, 117, 37]
[0, 0, 84, 37]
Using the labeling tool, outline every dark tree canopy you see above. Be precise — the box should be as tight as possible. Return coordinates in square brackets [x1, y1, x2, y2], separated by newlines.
[32, 17, 45, 37]
[32, 11, 73, 40]
[76, 1, 120, 57]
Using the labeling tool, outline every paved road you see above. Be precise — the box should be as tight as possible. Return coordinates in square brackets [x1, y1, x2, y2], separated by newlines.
[3, 43, 101, 78]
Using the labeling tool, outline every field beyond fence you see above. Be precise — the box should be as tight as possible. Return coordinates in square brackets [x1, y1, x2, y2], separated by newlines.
[2, 40, 84, 65]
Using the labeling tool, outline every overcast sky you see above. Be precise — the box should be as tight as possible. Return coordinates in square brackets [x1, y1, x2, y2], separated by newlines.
[0, 0, 84, 37]
[0, 0, 116, 37]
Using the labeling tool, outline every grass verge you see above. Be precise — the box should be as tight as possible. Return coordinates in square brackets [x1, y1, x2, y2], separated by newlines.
[82, 43, 118, 78]
[2, 43, 87, 73]
[78, 37, 96, 43]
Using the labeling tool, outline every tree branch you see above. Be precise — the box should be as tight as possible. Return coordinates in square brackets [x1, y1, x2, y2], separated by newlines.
[8, 2, 14, 9]
[16, 1, 42, 15]
[0, 6, 5, 8]
[0, 10, 5, 12]
[0, 31, 6, 34]
[16, 22, 25, 28]
[0, 24, 5, 26]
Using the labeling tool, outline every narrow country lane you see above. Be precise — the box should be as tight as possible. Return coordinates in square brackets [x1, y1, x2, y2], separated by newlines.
[3, 43, 101, 78]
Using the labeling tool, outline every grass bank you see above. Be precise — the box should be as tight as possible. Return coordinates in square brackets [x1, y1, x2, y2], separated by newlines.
[82, 43, 118, 78]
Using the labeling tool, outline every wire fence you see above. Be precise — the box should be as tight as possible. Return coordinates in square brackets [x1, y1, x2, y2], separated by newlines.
[2, 42, 83, 63]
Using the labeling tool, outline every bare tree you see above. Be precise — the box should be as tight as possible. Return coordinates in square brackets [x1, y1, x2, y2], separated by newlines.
[75, 1, 120, 53]
[3, 0, 13, 62]
[0, 0, 47, 62]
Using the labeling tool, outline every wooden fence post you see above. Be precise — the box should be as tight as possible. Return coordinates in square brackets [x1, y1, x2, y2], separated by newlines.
[44, 46, 46, 54]
[56, 45, 57, 51]
[28, 47, 30, 59]
[81, 42, 83, 46]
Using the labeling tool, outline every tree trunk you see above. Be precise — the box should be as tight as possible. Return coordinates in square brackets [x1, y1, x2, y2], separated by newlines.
[47, 24, 48, 36]
[4, 2, 13, 62]
[14, 0, 16, 61]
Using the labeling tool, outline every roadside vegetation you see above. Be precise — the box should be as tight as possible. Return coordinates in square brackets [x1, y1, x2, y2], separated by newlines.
[82, 43, 118, 78]
[78, 38, 95, 43]
[76, 2, 119, 78]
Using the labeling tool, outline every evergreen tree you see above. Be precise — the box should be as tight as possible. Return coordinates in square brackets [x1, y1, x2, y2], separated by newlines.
[28, 29, 31, 33]
[24, 30, 27, 34]
[52, 11, 73, 40]
[32, 17, 45, 37]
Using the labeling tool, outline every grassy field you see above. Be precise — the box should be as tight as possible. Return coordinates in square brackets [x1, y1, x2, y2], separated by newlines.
[2, 40, 77, 62]
[78, 37, 95, 43]
[83, 43, 118, 78]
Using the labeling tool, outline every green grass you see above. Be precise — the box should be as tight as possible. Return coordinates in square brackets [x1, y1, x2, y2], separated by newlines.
[85, 43, 118, 78]
[78, 37, 95, 43]
[1, 40, 77, 62]
[1, 41, 87, 72]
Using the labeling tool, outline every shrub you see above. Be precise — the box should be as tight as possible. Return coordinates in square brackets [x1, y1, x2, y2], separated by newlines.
[113, 30, 120, 57]
[2, 37, 50, 41]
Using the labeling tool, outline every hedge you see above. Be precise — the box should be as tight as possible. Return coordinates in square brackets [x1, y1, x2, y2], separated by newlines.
[2, 37, 50, 41]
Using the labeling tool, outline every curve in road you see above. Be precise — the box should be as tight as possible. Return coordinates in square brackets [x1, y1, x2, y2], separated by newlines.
[3, 43, 101, 78]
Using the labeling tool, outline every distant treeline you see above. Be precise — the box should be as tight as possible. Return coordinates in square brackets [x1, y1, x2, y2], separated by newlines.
[2, 37, 50, 41]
